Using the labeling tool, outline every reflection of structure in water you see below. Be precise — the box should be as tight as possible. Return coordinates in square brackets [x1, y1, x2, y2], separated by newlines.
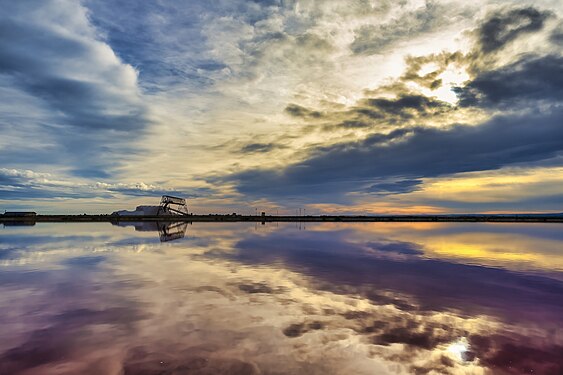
[1, 211, 37, 227]
[2, 221, 36, 227]
[158, 222, 188, 242]
[114, 221, 188, 242]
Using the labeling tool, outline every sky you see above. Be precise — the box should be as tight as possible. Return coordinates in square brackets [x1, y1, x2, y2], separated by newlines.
[0, 0, 562, 214]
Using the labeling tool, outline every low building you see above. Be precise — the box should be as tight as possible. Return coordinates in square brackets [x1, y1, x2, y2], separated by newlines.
[3, 211, 37, 217]
[111, 206, 162, 216]
[111, 195, 189, 217]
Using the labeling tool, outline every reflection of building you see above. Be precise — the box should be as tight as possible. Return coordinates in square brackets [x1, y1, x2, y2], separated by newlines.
[113, 221, 188, 242]
[2, 221, 36, 227]
[158, 222, 188, 242]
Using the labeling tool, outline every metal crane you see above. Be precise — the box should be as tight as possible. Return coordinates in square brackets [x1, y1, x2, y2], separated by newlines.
[157, 195, 189, 216]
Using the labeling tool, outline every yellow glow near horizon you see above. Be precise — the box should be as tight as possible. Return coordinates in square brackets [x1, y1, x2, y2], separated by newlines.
[405, 166, 563, 207]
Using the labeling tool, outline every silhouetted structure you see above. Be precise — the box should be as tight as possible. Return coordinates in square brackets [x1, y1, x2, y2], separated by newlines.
[158, 195, 189, 216]
[112, 195, 189, 217]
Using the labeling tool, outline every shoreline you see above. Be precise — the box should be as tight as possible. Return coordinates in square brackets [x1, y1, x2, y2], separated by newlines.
[2, 214, 563, 223]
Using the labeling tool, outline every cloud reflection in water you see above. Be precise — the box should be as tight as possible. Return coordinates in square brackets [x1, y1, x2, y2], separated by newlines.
[0, 222, 561, 374]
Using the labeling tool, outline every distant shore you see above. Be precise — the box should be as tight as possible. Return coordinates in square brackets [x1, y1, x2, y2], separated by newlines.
[2, 214, 563, 223]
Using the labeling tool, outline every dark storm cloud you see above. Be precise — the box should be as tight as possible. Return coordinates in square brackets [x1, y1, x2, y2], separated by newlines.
[477, 7, 552, 53]
[224, 109, 563, 199]
[454, 54, 563, 107]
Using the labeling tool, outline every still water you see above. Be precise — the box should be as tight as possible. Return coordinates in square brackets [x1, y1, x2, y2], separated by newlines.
[0, 222, 562, 375]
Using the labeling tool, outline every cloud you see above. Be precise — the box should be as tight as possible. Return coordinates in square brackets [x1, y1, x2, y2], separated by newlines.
[2, 220, 562, 374]
[224, 229, 563, 324]
[367, 179, 424, 195]
[224, 108, 563, 200]
[1, 1, 562, 210]
[219, 4, 563, 204]
[0, 168, 207, 201]
[82, 0, 227, 91]
[100, 182, 211, 198]
[476, 7, 552, 53]
[285, 104, 324, 119]
[454, 54, 563, 108]
[551, 25, 563, 45]
[400, 51, 467, 89]
[240, 142, 282, 153]
[0, 168, 107, 200]
[350, 1, 468, 55]
[0, 0, 149, 177]
[361, 94, 453, 119]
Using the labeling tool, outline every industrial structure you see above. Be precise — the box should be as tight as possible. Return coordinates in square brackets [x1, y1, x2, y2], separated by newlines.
[157, 195, 189, 216]
[112, 195, 189, 217]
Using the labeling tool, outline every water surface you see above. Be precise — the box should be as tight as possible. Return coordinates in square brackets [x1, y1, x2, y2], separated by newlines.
[1, 222, 562, 374]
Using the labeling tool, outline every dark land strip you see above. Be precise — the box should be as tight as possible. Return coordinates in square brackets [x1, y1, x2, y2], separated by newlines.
[2, 214, 563, 224]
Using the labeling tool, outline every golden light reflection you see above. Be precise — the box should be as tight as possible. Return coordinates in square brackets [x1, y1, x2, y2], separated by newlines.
[303, 222, 563, 273]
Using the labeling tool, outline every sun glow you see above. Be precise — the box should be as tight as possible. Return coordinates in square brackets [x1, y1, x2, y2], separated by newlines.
[447, 338, 470, 362]
[423, 65, 470, 104]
